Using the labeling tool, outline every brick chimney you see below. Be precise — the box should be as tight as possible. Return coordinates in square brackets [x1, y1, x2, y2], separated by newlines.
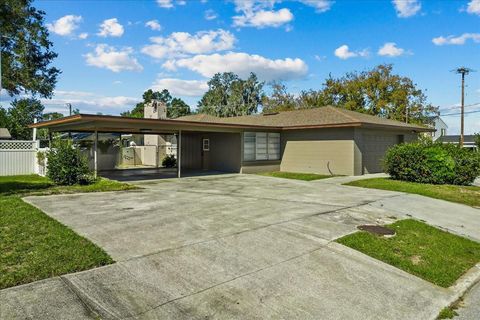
[144, 99, 167, 120]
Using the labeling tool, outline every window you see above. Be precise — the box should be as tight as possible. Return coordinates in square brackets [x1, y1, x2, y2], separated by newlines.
[441, 128, 446, 137]
[202, 138, 210, 151]
[243, 132, 280, 161]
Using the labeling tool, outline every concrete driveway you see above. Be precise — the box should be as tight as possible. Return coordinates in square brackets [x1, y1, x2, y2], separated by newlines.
[2, 174, 479, 319]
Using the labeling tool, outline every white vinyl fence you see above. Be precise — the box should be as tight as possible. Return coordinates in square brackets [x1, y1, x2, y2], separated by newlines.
[0, 140, 47, 176]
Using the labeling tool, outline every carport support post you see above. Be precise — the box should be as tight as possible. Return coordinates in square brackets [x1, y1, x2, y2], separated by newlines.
[94, 130, 98, 178]
[177, 130, 182, 178]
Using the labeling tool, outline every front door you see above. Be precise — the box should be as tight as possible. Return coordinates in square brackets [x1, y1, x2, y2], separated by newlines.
[201, 138, 210, 170]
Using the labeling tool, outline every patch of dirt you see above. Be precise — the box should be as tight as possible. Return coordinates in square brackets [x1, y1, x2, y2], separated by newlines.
[410, 255, 422, 265]
[357, 225, 396, 236]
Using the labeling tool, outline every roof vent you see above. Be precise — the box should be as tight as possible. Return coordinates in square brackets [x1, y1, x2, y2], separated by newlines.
[262, 112, 279, 116]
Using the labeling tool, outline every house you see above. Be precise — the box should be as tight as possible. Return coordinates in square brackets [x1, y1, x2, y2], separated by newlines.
[437, 135, 478, 150]
[30, 106, 432, 177]
[0, 128, 11, 140]
[429, 117, 448, 141]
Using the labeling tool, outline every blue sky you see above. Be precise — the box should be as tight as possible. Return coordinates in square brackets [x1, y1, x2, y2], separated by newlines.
[21, 0, 480, 133]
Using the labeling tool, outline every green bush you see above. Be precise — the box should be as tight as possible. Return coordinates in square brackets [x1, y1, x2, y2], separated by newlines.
[384, 140, 480, 185]
[162, 154, 177, 168]
[46, 139, 95, 185]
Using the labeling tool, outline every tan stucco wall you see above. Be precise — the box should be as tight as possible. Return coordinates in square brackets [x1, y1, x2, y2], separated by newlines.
[280, 128, 356, 176]
[240, 161, 281, 174]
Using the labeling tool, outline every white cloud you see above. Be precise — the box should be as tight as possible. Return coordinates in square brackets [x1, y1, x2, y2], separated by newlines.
[84, 44, 143, 72]
[151, 78, 208, 96]
[432, 33, 480, 45]
[145, 20, 162, 31]
[204, 9, 218, 20]
[298, 0, 333, 12]
[231, 0, 332, 28]
[78, 32, 88, 39]
[47, 15, 82, 36]
[163, 52, 308, 81]
[377, 42, 407, 57]
[156, 0, 186, 8]
[334, 45, 369, 59]
[97, 18, 124, 37]
[42, 90, 141, 114]
[233, 8, 294, 28]
[392, 0, 421, 18]
[142, 29, 236, 59]
[157, 0, 173, 8]
[467, 0, 480, 15]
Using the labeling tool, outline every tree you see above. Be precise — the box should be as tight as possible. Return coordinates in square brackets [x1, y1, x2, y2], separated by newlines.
[197, 72, 264, 117]
[0, 107, 8, 128]
[38, 112, 63, 140]
[262, 82, 296, 113]
[121, 89, 190, 118]
[6, 98, 44, 140]
[0, 0, 60, 98]
[42, 112, 63, 121]
[169, 97, 191, 118]
[313, 64, 438, 124]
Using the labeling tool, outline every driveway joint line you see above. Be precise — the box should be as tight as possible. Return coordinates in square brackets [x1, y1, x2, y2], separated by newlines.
[124, 244, 330, 319]
[59, 276, 116, 320]
[118, 194, 402, 265]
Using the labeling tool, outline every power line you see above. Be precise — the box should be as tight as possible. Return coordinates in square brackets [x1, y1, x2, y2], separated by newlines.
[438, 102, 480, 112]
[441, 110, 480, 117]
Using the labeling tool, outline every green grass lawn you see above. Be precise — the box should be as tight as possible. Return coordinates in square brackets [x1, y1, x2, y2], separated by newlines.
[0, 174, 138, 196]
[344, 178, 480, 207]
[258, 171, 333, 181]
[0, 174, 137, 289]
[336, 219, 480, 288]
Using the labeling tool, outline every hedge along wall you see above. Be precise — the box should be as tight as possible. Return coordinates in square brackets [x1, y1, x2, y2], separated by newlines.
[383, 141, 480, 185]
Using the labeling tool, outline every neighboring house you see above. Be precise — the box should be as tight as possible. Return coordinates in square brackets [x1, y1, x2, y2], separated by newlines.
[31, 106, 432, 176]
[0, 128, 11, 140]
[437, 135, 478, 150]
[429, 117, 448, 141]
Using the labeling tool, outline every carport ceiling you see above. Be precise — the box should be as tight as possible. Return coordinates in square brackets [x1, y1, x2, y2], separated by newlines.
[30, 114, 282, 134]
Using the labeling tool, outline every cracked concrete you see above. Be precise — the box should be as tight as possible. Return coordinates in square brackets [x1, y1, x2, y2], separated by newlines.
[2, 174, 479, 319]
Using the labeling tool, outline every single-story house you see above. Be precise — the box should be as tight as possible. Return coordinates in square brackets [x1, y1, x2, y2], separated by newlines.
[437, 135, 478, 150]
[31, 106, 431, 177]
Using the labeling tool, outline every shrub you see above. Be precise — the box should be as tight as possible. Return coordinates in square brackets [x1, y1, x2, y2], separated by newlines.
[46, 139, 95, 185]
[162, 154, 177, 168]
[384, 140, 480, 185]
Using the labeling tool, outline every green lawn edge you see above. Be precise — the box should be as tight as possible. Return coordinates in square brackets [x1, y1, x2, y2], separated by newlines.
[336, 219, 480, 288]
[0, 175, 138, 289]
[344, 177, 480, 207]
[257, 171, 333, 181]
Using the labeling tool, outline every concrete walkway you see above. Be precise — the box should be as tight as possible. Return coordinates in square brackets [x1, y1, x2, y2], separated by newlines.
[2, 174, 479, 319]
[456, 280, 480, 319]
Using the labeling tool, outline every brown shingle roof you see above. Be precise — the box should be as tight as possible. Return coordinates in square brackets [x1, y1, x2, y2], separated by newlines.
[176, 106, 431, 131]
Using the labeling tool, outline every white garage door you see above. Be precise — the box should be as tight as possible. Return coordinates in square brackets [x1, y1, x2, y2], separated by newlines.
[363, 134, 400, 174]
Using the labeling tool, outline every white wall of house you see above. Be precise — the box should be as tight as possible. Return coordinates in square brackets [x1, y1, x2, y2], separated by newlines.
[431, 117, 448, 141]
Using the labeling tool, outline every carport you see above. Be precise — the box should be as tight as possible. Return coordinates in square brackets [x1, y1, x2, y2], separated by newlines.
[30, 114, 273, 178]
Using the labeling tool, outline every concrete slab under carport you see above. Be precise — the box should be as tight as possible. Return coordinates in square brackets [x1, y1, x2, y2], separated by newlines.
[13, 174, 480, 319]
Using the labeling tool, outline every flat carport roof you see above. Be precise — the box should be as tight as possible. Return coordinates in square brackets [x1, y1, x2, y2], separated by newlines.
[30, 114, 281, 179]
[30, 113, 282, 134]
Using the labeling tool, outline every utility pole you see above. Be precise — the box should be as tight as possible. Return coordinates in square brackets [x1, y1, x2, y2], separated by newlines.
[66, 103, 72, 139]
[454, 67, 473, 147]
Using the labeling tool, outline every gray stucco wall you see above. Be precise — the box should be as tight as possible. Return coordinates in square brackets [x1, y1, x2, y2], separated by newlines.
[353, 128, 418, 175]
[181, 132, 241, 173]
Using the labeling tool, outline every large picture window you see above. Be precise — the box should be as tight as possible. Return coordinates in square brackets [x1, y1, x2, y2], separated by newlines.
[243, 132, 280, 161]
